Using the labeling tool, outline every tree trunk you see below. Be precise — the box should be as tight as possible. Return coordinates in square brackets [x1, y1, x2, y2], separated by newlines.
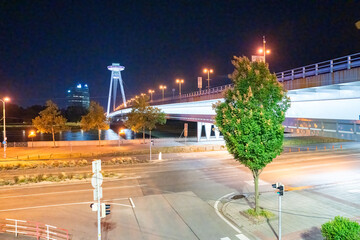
[253, 170, 260, 214]
[52, 127, 55, 147]
[98, 129, 101, 146]
[143, 127, 145, 144]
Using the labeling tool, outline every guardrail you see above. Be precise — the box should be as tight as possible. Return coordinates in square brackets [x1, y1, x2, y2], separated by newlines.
[0, 218, 70, 240]
[117, 52, 360, 110]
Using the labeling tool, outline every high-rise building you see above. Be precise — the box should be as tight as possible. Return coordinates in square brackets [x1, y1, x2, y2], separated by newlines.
[66, 83, 90, 108]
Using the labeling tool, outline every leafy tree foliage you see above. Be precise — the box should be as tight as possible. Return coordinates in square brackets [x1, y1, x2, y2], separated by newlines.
[125, 95, 166, 143]
[65, 106, 89, 122]
[322, 216, 360, 240]
[214, 56, 290, 213]
[80, 101, 109, 145]
[32, 100, 67, 147]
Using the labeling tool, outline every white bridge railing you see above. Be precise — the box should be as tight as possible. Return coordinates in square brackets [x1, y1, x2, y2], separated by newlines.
[0, 218, 70, 240]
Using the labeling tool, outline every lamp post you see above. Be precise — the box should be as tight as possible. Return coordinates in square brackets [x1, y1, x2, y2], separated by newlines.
[28, 131, 36, 148]
[148, 89, 155, 101]
[176, 79, 184, 97]
[118, 128, 124, 146]
[159, 85, 167, 100]
[1, 97, 9, 158]
[258, 36, 271, 63]
[203, 68, 213, 89]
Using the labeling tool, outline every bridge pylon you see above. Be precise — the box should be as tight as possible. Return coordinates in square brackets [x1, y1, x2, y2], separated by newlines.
[107, 63, 126, 116]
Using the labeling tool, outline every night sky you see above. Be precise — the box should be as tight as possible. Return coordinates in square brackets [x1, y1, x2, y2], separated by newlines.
[1, 1, 360, 108]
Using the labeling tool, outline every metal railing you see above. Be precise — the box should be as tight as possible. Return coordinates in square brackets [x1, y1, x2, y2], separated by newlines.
[119, 52, 360, 109]
[1, 218, 70, 240]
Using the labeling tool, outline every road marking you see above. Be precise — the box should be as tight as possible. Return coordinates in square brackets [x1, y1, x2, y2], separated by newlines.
[214, 192, 242, 234]
[129, 197, 135, 208]
[236, 233, 250, 240]
[220, 237, 231, 240]
[0, 201, 93, 212]
[0, 184, 147, 199]
[348, 189, 360, 193]
[244, 179, 269, 186]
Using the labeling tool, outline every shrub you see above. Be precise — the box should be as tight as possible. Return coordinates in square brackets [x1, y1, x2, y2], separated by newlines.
[321, 216, 360, 240]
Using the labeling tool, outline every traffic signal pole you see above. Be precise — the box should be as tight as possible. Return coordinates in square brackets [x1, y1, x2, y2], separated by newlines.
[272, 182, 284, 240]
[278, 193, 282, 240]
[97, 171, 101, 240]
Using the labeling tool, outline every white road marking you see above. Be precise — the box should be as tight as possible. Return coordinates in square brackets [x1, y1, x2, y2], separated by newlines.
[236, 233, 250, 240]
[244, 179, 269, 186]
[0, 201, 93, 212]
[348, 189, 360, 193]
[0, 184, 147, 199]
[129, 197, 135, 208]
[220, 237, 231, 240]
[214, 192, 242, 234]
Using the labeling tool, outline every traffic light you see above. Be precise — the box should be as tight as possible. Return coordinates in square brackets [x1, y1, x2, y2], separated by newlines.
[272, 182, 284, 196]
[101, 203, 111, 218]
[90, 203, 97, 212]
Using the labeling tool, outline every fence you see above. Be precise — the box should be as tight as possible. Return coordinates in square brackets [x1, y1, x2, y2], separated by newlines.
[0, 218, 70, 240]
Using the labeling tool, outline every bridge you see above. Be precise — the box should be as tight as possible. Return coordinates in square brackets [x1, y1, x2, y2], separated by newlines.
[109, 52, 360, 141]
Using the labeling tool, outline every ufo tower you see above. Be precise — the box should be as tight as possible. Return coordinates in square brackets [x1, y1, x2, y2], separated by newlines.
[107, 63, 126, 116]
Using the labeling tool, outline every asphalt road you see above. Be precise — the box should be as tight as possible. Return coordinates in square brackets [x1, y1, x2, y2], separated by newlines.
[1, 148, 360, 239]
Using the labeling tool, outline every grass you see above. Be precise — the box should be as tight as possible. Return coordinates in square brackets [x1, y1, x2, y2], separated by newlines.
[244, 208, 275, 222]
[0, 171, 121, 186]
[283, 136, 351, 146]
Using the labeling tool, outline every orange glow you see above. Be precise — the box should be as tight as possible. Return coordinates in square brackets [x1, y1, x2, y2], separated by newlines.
[159, 85, 167, 89]
[3, 97, 10, 102]
[258, 48, 264, 54]
[119, 128, 125, 134]
[203, 68, 208, 73]
[266, 49, 271, 54]
[176, 79, 184, 83]
[28, 131, 36, 138]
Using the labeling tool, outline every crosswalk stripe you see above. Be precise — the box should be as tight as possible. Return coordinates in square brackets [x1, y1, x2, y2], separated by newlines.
[220, 237, 231, 240]
[236, 233, 250, 240]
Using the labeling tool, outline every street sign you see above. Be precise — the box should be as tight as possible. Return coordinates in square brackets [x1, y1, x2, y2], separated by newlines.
[92, 160, 101, 173]
[184, 123, 188, 137]
[252, 55, 264, 62]
[93, 187, 103, 201]
[91, 172, 103, 188]
[198, 77, 202, 89]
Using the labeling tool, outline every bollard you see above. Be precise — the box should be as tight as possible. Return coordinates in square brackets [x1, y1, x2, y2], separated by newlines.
[289, 148, 291, 152]
[307, 147, 309, 151]
[324, 146, 326, 150]
[332, 145, 334, 149]
[298, 148, 300, 152]
[159, 152, 162, 160]
[316, 146, 317, 150]
[341, 145, 342, 149]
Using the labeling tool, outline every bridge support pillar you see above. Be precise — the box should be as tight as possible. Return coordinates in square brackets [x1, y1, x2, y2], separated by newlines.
[214, 126, 220, 139]
[197, 122, 203, 142]
[205, 123, 212, 140]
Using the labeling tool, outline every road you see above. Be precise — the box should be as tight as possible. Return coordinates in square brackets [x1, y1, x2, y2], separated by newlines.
[1, 148, 360, 239]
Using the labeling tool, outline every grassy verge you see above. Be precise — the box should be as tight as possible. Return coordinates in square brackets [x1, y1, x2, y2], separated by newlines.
[0, 171, 121, 186]
[244, 208, 275, 223]
[283, 136, 351, 146]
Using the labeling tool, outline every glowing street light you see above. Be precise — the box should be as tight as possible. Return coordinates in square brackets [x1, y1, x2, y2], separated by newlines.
[203, 68, 213, 89]
[159, 85, 167, 100]
[118, 128, 125, 146]
[176, 79, 184, 97]
[148, 89, 155, 101]
[258, 36, 271, 63]
[28, 130, 36, 148]
[0, 97, 10, 158]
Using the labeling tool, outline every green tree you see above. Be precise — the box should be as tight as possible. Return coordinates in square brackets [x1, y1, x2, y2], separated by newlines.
[214, 56, 290, 214]
[32, 100, 67, 147]
[80, 101, 109, 146]
[322, 216, 360, 240]
[125, 95, 166, 143]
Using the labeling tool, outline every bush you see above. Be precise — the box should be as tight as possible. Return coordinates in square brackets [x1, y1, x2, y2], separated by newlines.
[321, 216, 360, 240]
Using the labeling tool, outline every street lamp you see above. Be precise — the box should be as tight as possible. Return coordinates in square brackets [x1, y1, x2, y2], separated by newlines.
[0, 97, 9, 158]
[258, 36, 271, 63]
[148, 89, 155, 101]
[159, 85, 167, 100]
[28, 131, 36, 148]
[118, 128, 125, 146]
[176, 79, 184, 97]
[203, 68, 213, 89]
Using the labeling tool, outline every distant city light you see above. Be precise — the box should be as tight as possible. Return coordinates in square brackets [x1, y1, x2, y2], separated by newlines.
[77, 84, 82, 88]
[84, 84, 88, 87]
[67, 90, 71, 93]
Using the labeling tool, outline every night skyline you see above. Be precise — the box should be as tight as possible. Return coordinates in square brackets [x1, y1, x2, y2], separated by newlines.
[0, 1, 360, 108]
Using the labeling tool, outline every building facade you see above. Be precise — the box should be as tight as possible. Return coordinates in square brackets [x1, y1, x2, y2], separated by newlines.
[66, 83, 90, 109]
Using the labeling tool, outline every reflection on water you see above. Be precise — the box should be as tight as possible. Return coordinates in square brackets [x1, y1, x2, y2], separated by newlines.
[3, 127, 131, 142]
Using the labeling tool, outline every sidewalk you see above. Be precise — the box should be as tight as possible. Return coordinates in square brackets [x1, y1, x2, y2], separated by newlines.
[220, 185, 360, 240]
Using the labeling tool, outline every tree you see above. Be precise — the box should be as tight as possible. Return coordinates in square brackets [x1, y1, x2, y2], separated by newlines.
[64, 106, 89, 122]
[32, 100, 67, 147]
[214, 56, 290, 214]
[80, 101, 109, 146]
[322, 216, 360, 240]
[125, 95, 166, 143]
